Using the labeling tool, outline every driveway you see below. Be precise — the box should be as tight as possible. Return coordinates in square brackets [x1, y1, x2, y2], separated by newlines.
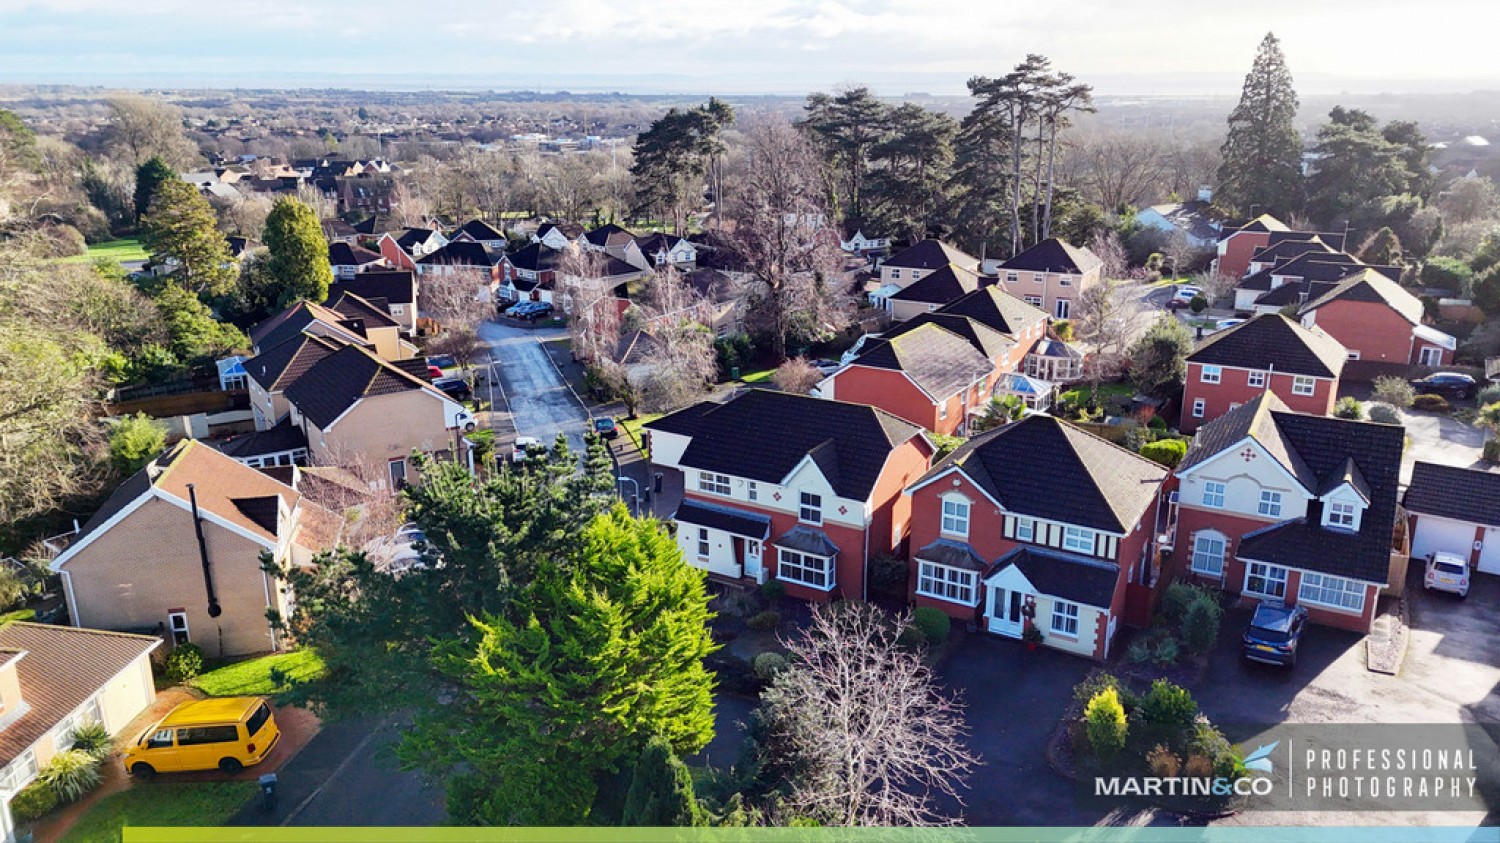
[1397, 407, 1491, 485]
[477, 319, 590, 454]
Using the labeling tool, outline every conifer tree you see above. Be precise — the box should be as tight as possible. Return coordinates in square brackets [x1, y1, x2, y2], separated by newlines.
[263, 196, 333, 306]
[1217, 33, 1304, 217]
[140, 179, 235, 297]
[621, 734, 703, 827]
[133, 156, 177, 221]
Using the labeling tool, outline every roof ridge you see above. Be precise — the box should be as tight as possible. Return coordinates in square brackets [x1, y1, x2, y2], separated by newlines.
[5, 621, 162, 643]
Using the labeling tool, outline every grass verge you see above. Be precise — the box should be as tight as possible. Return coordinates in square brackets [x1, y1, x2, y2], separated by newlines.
[59, 781, 256, 843]
[190, 649, 326, 697]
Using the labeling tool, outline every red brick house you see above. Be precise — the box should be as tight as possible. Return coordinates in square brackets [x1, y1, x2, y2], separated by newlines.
[903, 415, 1167, 660]
[1213, 214, 1289, 280]
[645, 390, 934, 602]
[1181, 314, 1347, 433]
[1172, 392, 1406, 632]
[1298, 268, 1456, 366]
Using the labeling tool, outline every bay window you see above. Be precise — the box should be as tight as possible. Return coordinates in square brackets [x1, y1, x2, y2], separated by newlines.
[778, 549, 833, 590]
[1299, 572, 1365, 612]
[916, 561, 978, 605]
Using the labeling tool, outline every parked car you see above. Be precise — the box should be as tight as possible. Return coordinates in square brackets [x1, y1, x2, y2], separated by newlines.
[1409, 372, 1476, 400]
[503, 302, 531, 317]
[519, 302, 555, 321]
[512, 435, 542, 461]
[811, 358, 842, 376]
[425, 364, 444, 381]
[426, 354, 458, 371]
[1242, 603, 1308, 667]
[594, 417, 619, 439]
[1215, 318, 1246, 331]
[1424, 551, 1470, 597]
[453, 409, 478, 432]
[124, 697, 280, 778]
[433, 376, 472, 402]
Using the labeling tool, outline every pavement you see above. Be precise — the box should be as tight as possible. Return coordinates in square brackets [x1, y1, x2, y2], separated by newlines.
[477, 318, 591, 456]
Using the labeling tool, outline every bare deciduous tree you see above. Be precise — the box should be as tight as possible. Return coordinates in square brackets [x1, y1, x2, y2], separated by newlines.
[771, 357, 823, 395]
[102, 96, 203, 169]
[1067, 130, 1169, 211]
[297, 445, 405, 550]
[1074, 276, 1146, 401]
[757, 603, 977, 826]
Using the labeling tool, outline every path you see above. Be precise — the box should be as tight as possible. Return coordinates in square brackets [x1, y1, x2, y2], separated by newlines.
[477, 319, 590, 455]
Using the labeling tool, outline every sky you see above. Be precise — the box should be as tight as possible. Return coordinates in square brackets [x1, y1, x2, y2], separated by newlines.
[2, 0, 1496, 96]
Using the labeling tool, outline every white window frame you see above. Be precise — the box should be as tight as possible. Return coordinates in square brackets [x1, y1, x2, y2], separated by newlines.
[698, 472, 731, 496]
[696, 527, 710, 560]
[1200, 365, 1222, 384]
[168, 610, 190, 646]
[747, 481, 758, 502]
[1192, 398, 1206, 418]
[1244, 561, 1289, 599]
[0, 748, 38, 797]
[1326, 501, 1358, 530]
[1051, 600, 1080, 637]
[1202, 481, 1226, 508]
[1292, 375, 1316, 396]
[1062, 525, 1095, 555]
[777, 548, 834, 591]
[1247, 370, 1266, 388]
[940, 498, 970, 537]
[1006, 271, 1019, 284]
[1023, 294, 1043, 307]
[889, 269, 901, 280]
[1015, 517, 1035, 543]
[1299, 572, 1366, 613]
[1191, 533, 1226, 576]
[916, 561, 978, 606]
[799, 492, 822, 525]
[1258, 490, 1283, 518]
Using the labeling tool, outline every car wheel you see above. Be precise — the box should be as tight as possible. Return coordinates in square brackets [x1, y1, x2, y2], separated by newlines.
[464, 421, 477, 432]
[1456, 389, 1470, 400]
[131, 763, 156, 780]
[219, 758, 244, 774]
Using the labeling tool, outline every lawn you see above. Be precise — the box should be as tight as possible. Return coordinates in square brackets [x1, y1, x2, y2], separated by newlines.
[739, 368, 776, 385]
[1060, 381, 1136, 407]
[61, 238, 150, 266]
[619, 413, 662, 458]
[0, 608, 35, 624]
[189, 649, 325, 697]
[59, 781, 256, 843]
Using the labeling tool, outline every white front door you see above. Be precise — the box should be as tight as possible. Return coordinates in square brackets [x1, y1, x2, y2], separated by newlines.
[987, 585, 1026, 638]
[744, 539, 764, 583]
[1418, 346, 1443, 367]
[1055, 298, 1071, 320]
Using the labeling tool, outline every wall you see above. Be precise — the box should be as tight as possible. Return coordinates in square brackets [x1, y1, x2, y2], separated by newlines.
[1181, 363, 1336, 432]
[1304, 300, 1431, 365]
[1216, 231, 1272, 281]
[99, 654, 157, 735]
[313, 389, 451, 484]
[826, 366, 942, 434]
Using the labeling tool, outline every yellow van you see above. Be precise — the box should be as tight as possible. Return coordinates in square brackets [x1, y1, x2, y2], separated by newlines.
[122, 697, 280, 778]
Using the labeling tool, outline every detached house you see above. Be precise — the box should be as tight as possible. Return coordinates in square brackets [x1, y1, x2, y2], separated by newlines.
[1213, 214, 1290, 280]
[886, 264, 985, 322]
[904, 415, 1167, 660]
[870, 239, 980, 312]
[1181, 314, 1347, 433]
[452, 219, 508, 250]
[1402, 462, 1500, 574]
[328, 270, 418, 333]
[1299, 268, 1455, 366]
[1173, 393, 1406, 632]
[328, 242, 386, 279]
[634, 232, 698, 268]
[49, 440, 339, 656]
[378, 228, 448, 270]
[533, 221, 584, 250]
[250, 293, 414, 361]
[646, 390, 935, 602]
[499, 242, 567, 304]
[996, 237, 1103, 321]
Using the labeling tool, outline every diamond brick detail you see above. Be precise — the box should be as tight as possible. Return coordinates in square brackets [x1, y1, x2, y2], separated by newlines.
[772, 491, 782, 501]
[838, 505, 848, 515]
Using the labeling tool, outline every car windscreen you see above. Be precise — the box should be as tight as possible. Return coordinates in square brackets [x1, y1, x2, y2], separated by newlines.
[1435, 561, 1467, 576]
[246, 703, 272, 738]
[1248, 624, 1291, 644]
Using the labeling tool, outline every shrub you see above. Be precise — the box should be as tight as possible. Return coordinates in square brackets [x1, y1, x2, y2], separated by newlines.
[1084, 687, 1128, 759]
[1126, 639, 1152, 664]
[165, 642, 204, 682]
[1372, 375, 1415, 408]
[39, 750, 101, 804]
[705, 652, 763, 696]
[1161, 582, 1216, 624]
[1334, 396, 1365, 420]
[1053, 320, 1075, 342]
[760, 580, 785, 602]
[1073, 671, 1124, 708]
[895, 625, 928, 650]
[1148, 415, 1167, 430]
[1187, 721, 1240, 779]
[69, 721, 112, 761]
[1147, 744, 1182, 778]
[1412, 393, 1452, 413]
[108, 413, 167, 475]
[1151, 637, 1180, 666]
[1139, 438, 1187, 468]
[1141, 679, 1199, 727]
[911, 607, 951, 644]
[1479, 383, 1500, 407]
[1189, 295, 1208, 313]
[716, 588, 761, 619]
[746, 610, 781, 632]
[1367, 403, 1402, 425]
[1183, 754, 1214, 778]
[868, 555, 908, 597]
[10, 781, 58, 823]
[1181, 595, 1223, 654]
[752, 651, 788, 681]
[1486, 439, 1500, 463]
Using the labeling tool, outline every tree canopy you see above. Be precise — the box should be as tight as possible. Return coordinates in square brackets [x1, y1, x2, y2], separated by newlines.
[262, 196, 333, 307]
[1129, 315, 1195, 398]
[1217, 33, 1304, 217]
[140, 179, 235, 298]
[133, 156, 177, 222]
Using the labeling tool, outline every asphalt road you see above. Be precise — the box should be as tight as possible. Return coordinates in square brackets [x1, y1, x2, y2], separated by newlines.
[478, 318, 590, 455]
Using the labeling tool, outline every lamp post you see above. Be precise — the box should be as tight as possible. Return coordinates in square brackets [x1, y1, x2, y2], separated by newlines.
[616, 476, 640, 516]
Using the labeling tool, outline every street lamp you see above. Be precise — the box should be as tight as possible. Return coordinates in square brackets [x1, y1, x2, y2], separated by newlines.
[616, 476, 640, 516]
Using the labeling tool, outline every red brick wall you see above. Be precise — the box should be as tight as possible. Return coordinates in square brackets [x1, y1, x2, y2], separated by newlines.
[379, 236, 416, 271]
[1308, 300, 1442, 365]
[1181, 363, 1337, 432]
[1216, 231, 1271, 281]
[868, 436, 936, 562]
[830, 367, 945, 434]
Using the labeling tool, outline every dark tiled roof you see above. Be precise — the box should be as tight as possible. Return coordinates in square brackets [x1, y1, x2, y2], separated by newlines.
[1239, 253, 1365, 292]
[0, 625, 159, 767]
[1252, 279, 1338, 308]
[221, 420, 309, 459]
[849, 322, 993, 401]
[647, 390, 924, 501]
[505, 242, 564, 272]
[537, 221, 584, 240]
[250, 301, 369, 352]
[1187, 314, 1347, 379]
[987, 546, 1118, 609]
[457, 219, 506, 242]
[1404, 462, 1500, 528]
[325, 290, 399, 329]
[328, 270, 416, 306]
[1233, 214, 1290, 234]
[635, 232, 684, 254]
[674, 499, 771, 539]
[328, 242, 382, 267]
[233, 495, 281, 534]
[892, 313, 1014, 360]
[883, 239, 978, 271]
[285, 344, 445, 429]
[1029, 337, 1083, 359]
[244, 333, 343, 392]
[998, 238, 1102, 275]
[915, 539, 987, 572]
[353, 215, 392, 236]
[1246, 236, 1337, 267]
[322, 219, 357, 239]
[1299, 268, 1424, 325]
[395, 228, 437, 250]
[417, 240, 494, 267]
[888, 265, 984, 305]
[934, 286, 1049, 337]
[583, 223, 635, 249]
[920, 415, 1166, 533]
[774, 526, 840, 557]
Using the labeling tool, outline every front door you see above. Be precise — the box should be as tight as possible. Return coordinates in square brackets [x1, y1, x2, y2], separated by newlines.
[987, 586, 1026, 638]
[1055, 298, 1071, 319]
[744, 540, 764, 583]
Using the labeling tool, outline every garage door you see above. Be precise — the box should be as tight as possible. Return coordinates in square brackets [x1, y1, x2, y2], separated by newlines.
[1411, 515, 1476, 564]
[1480, 528, 1500, 575]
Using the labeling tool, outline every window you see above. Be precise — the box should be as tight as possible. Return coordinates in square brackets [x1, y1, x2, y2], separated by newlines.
[698, 472, 731, 496]
[916, 561, 978, 605]
[168, 611, 190, 646]
[1327, 501, 1357, 530]
[778, 549, 833, 590]
[747, 481, 758, 502]
[1034, 273, 1045, 284]
[799, 492, 822, 524]
[1245, 562, 1288, 599]
[1054, 299, 1071, 319]
[1006, 271, 1019, 283]
[1063, 526, 1095, 554]
[1059, 275, 1072, 286]
[1023, 295, 1043, 307]
[389, 458, 407, 489]
[1292, 376, 1316, 396]
[910, 270, 923, 280]
[0, 749, 38, 796]
[1300, 572, 1365, 612]
[1015, 517, 1035, 543]
[177, 725, 240, 746]
[1347, 350, 1361, 360]
[246, 703, 273, 738]
[1051, 601, 1080, 636]
[1192, 398, 1206, 418]
[890, 269, 901, 280]
[1202, 481, 1226, 508]
[1258, 490, 1283, 518]
[1191, 534, 1226, 576]
[939, 402, 948, 420]
[1247, 370, 1266, 388]
[696, 528, 710, 559]
[1200, 365, 1222, 384]
[146, 729, 175, 749]
[941, 498, 970, 537]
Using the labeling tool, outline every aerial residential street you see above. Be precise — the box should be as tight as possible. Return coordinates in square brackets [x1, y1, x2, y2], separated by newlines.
[478, 319, 591, 455]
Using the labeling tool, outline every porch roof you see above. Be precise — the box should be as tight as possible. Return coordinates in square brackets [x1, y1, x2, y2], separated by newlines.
[673, 499, 771, 540]
[983, 546, 1118, 609]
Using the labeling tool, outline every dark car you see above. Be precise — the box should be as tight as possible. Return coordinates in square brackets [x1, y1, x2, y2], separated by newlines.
[426, 354, 458, 371]
[1409, 372, 1476, 400]
[521, 302, 555, 321]
[1243, 603, 1308, 667]
[432, 376, 472, 402]
[593, 417, 619, 439]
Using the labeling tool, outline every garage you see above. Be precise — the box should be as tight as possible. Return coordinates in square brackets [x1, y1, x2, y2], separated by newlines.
[1403, 461, 1500, 576]
[1410, 514, 1477, 564]
[1481, 527, 1500, 575]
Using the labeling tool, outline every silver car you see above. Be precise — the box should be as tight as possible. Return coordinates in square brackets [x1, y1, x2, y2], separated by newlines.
[1424, 552, 1470, 598]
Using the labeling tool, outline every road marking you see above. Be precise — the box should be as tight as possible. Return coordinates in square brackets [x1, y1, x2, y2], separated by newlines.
[279, 720, 385, 826]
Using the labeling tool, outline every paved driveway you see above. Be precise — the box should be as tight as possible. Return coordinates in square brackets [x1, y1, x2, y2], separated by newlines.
[1397, 408, 1491, 485]
[478, 319, 590, 454]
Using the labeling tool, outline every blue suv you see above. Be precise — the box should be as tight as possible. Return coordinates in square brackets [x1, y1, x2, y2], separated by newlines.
[1242, 603, 1308, 667]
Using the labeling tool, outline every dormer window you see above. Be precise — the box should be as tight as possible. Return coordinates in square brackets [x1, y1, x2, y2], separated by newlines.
[1326, 501, 1359, 531]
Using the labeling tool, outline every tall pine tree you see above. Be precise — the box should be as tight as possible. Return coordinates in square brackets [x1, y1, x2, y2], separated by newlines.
[621, 734, 703, 827]
[1217, 33, 1304, 217]
[133, 156, 177, 222]
[263, 196, 333, 307]
[140, 179, 236, 298]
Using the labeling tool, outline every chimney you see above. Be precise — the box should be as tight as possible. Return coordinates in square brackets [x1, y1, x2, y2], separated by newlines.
[1197, 186, 1213, 203]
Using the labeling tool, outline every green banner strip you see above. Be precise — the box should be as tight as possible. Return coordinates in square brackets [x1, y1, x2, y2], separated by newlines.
[124, 828, 1500, 843]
